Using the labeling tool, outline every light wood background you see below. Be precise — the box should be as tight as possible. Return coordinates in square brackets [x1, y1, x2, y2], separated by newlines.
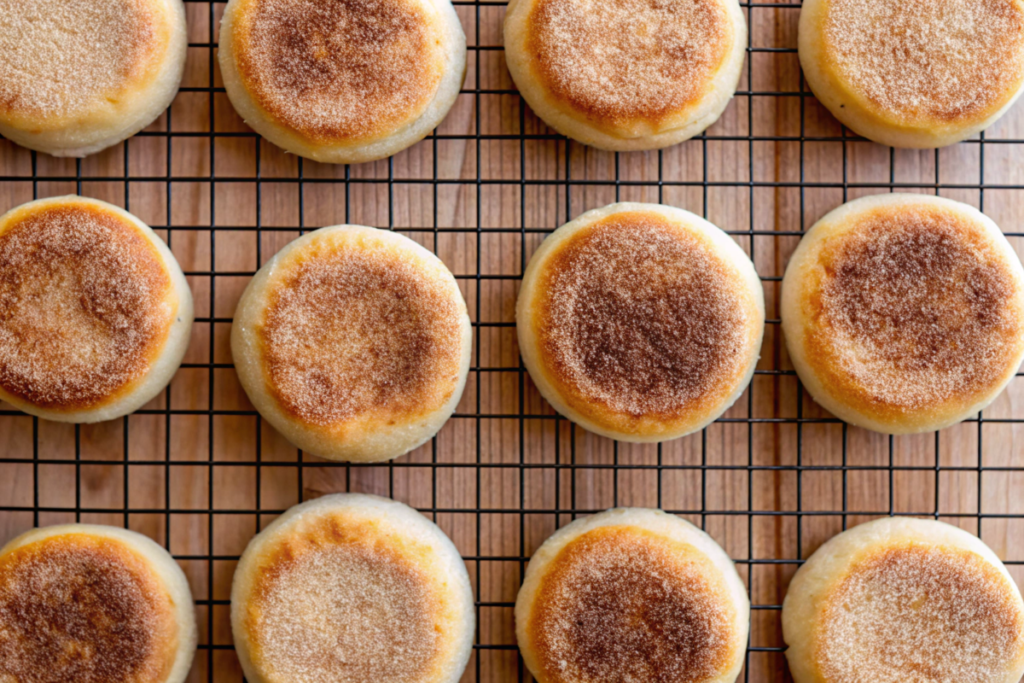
[3, 1, 1024, 682]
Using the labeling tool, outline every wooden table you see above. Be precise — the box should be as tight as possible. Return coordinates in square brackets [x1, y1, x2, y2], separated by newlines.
[2, 2, 1023, 681]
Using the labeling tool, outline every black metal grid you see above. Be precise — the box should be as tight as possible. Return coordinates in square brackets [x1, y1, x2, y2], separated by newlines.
[1, 1, 1022, 681]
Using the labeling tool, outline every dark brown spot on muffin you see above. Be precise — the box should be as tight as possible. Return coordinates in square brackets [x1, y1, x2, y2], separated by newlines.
[0, 534, 178, 683]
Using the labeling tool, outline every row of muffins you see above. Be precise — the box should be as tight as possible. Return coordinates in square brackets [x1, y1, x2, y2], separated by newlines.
[4, 0, 1024, 162]
[1, 192, 1022, 458]
[4, 497, 1023, 683]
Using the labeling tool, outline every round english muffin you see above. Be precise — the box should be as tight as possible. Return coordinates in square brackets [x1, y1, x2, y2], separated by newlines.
[218, 0, 467, 164]
[231, 225, 472, 462]
[0, 0, 187, 157]
[0, 524, 196, 683]
[798, 0, 1024, 148]
[516, 508, 750, 683]
[0, 196, 194, 423]
[782, 517, 1024, 683]
[231, 494, 475, 683]
[503, 0, 747, 151]
[781, 193, 1024, 434]
[517, 202, 764, 442]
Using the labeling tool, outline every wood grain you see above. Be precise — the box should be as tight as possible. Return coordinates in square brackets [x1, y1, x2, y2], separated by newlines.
[2, 1, 1024, 682]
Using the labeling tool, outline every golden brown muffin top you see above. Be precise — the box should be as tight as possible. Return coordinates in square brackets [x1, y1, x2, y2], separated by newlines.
[799, 203, 1024, 420]
[817, 543, 1024, 683]
[525, 525, 739, 683]
[531, 211, 758, 432]
[0, 533, 179, 683]
[525, 0, 734, 136]
[240, 512, 451, 683]
[257, 232, 464, 432]
[820, 0, 1024, 124]
[0, 202, 175, 411]
[231, 0, 447, 144]
[0, 0, 170, 120]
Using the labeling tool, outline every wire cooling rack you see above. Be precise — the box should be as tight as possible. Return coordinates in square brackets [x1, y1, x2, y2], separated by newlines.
[2, 1, 1024, 682]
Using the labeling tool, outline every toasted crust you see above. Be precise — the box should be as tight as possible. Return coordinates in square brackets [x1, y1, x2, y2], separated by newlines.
[231, 226, 472, 462]
[0, 0, 186, 157]
[532, 213, 752, 419]
[504, 0, 746, 151]
[0, 0, 166, 120]
[781, 194, 1024, 434]
[782, 517, 1024, 683]
[219, 0, 467, 163]
[0, 197, 192, 421]
[528, 527, 736, 682]
[231, 0, 444, 143]
[527, 0, 731, 130]
[231, 494, 475, 683]
[799, 0, 1024, 148]
[516, 509, 749, 683]
[259, 246, 462, 426]
[517, 203, 764, 442]
[0, 528, 195, 683]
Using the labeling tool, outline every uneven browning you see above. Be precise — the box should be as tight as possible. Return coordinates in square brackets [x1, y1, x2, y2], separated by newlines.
[0, 205, 174, 410]
[818, 544, 1024, 683]
[259, 241, 464, 428]
[0, 0, 162, 119]
[233, 0, 445, 143]
[527, 526, 737, 683]
[526, 0, 732, 131]
[0, 535, 178, 683]
[804, 205, 1024, 415]
[822, 0, 1024, 123]
[535, 212, 753, 421]
[243, 515, 448, 683]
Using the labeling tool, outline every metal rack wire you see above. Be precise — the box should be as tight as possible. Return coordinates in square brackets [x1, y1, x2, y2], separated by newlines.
[1, 1, 1021, 681]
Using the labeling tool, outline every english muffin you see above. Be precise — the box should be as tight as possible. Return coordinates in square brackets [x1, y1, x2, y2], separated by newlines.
[0, 0, 187, 157]
[781, 194, 1024, 434]
[0, 196, 194, 423]
[0, 524, 197, 683]
[799, 0, 1024, 148]
[231, 225, 472, 462]
[517, 202, 764, 442]
[516, 508, 749, 683]
[782, 517, 1024, 683]
[503, 0, 747, 151]
[218, 0, 467, 164]
[231, 494, 474, 683]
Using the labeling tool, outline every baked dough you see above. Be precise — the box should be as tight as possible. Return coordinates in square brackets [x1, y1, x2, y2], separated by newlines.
[0, 524, 197, 683]
[231, 494, 475, 683]
[0, 196, 194, 423]
[0, 0, 187, 157]
[231, 225, 472, 462]
[799, 0, 1024, 148]
[781, 193, 1024, 434]
[504, 0, 746, 151]
[517, 202, 764, 442]
[218, 0, 467, 164]
[782, 517, 1024, 683]
[516, 508, 750, 683]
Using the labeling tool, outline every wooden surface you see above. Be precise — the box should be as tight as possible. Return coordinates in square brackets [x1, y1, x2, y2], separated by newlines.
[3, 2, 1024, 682]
